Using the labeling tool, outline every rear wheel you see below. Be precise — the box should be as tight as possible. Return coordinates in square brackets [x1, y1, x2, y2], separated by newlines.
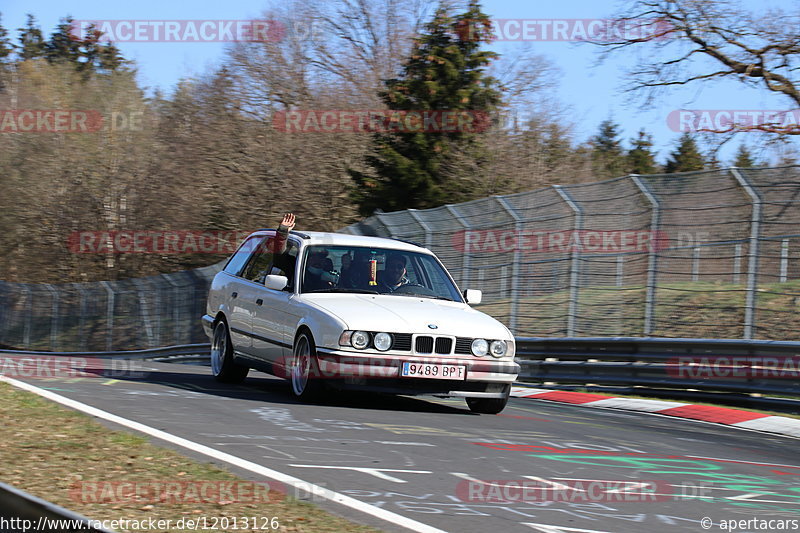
[466, 384, 510, 414]
[210, 321, 249, 383]
[291, 332, 324, 401]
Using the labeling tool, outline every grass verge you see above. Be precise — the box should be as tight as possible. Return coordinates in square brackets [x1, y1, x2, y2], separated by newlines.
[0, 382, 378, 532]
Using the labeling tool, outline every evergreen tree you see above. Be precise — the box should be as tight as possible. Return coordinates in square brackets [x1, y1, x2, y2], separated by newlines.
[733, 143, 755, 167]
[664, 133, 704, 173]
[0, 13, 14, 63]
[97, 39, 123, 72]
[350, 1, 502, 215]
[45, 17, 81, 65]
[590, 119, 627, 178]
[626, 129, 659, 174]
[17, 14, 45, 60]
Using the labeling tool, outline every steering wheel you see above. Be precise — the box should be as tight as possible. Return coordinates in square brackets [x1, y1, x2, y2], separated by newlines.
[391, 283, 436, 296]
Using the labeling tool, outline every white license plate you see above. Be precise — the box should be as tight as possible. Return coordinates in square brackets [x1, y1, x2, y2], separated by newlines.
[401, 362, 465, 380]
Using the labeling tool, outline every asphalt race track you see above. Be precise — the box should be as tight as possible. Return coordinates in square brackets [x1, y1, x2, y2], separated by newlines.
[9, 360, 800, 533]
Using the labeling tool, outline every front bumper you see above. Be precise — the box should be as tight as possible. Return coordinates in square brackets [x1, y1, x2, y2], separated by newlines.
[201, 314, 214, 339]
[315, 347, 519, 398]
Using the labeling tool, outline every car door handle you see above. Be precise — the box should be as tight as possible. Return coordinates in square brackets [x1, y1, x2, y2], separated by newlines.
[231, 292, 238, 299]
[256, 298, 263, 306]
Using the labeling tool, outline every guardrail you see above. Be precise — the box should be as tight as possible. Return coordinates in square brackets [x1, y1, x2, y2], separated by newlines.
[0, 481, 114, 532]
[0, 344, 210, 360]
[4, 338, 800, 398]
[515, 337, 800, 397]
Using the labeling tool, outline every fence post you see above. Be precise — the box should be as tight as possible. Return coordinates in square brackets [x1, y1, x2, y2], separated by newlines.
[407, 209, 433, 249]
[631, 175, 660, 336]
[76, 284, 88, 352]
[780, 239, 789, 282]
[444, 205, 472, 289]
[553, 185, 582, 337]
[132, 278, 156, 348]
[100, 281, 115, 351]
[43, 284, 59, 351]
[733, 243, 742, 284]
[730, 167, 762, 340]
[22, 286, 31, 349]
[372, 211, 395, 238]
[494, 195, 523, 334]
[161, 273, 182, 345]
[0, 282, 7, 346]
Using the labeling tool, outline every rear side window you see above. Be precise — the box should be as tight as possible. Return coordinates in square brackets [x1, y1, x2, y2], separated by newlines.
[223, 236, 264, 276]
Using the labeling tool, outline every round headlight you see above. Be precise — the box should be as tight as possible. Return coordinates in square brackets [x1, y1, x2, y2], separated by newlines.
[374, 332, 392, 351]
[351, 331, 370, 349]
[471, 338, 488, 356]
[490, 340, 507, 358]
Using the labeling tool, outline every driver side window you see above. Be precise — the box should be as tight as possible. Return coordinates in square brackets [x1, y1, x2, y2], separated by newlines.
[241, 239, 275, 284]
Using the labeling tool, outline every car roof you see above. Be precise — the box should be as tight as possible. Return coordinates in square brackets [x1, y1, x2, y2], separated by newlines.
[255, 230, 429, 254]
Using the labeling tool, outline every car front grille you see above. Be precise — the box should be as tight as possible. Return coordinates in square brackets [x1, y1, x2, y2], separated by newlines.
[392, 333, 412, 351]
[414, 335, 454, 355]
[435, 337, 453, 354]
[454, 337, 472, 355]
[415, 336, 434, 354]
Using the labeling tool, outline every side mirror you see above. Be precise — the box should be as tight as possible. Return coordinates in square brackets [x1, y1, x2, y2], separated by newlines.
[265, 274, 289, 291]
[463, 289, 482, 305]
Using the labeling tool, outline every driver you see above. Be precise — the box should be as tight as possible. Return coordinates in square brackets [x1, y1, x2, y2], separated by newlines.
[377, 253, 409, 293]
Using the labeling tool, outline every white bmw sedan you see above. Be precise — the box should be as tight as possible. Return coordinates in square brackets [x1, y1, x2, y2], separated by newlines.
[202, 229, 519, 414]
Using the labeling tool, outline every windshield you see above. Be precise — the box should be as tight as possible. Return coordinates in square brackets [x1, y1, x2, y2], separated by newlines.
[300, 245, 463, 301]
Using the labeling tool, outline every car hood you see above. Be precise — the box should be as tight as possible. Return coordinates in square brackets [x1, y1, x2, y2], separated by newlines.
[299, 294, 512, 339]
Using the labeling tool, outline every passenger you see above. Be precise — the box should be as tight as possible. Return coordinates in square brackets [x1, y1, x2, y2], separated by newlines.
[269, 213, 297, 284]
[303, 249, 339, 291]
[341, 250, 372, 289]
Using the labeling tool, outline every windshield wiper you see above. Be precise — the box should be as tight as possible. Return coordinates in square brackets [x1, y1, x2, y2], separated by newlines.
[305, 288, 379, 294]
[393, 293, 454, 301]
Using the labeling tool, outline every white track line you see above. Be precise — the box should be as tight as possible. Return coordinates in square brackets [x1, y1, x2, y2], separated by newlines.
[0, 375, 447, 533]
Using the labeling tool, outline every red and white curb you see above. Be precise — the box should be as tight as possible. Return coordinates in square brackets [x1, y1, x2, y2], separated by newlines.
[510, 386, 800, 439]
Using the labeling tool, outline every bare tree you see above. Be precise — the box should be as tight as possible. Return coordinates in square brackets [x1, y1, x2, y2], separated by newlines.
[597, 0, 800, 134]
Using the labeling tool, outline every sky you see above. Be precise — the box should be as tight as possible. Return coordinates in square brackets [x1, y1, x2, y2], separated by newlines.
[4, 0, 798, 165]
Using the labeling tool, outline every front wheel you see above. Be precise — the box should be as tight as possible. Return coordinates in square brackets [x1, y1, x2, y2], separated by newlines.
[466, 384, 510, 414]
[210, 321, 249, 383]
[291, 332, 324, 401]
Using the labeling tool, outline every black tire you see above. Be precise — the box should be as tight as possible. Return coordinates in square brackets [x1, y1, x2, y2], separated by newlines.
[466, 384, 511, 414]
[290, 331, 324, 401]
[210, 320, 249, 383]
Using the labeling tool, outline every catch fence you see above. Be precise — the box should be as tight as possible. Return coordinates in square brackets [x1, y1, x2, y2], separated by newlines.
[1, 165, 799, 350]
[344, 166, 800, 341]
